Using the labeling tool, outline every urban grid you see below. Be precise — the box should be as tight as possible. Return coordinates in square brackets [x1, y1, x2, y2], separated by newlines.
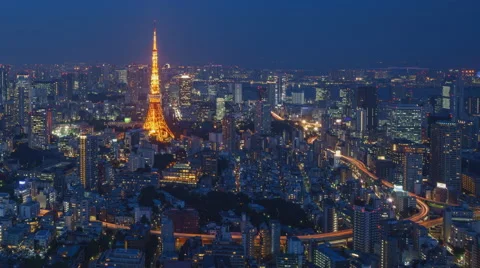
[0, 2, 479, 268]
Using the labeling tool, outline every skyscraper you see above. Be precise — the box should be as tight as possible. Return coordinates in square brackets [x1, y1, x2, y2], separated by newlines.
[11, 74, 31, 128]
[143, 26, 175, 142]
[28, 108, 53, 150]
[386, 104, 422, 143]
[270, 220, 281, 256]
[222, 114, 236, 152]
[388, 141, 425, 193]
[79, 135, 99, 191]
[321, 199, 338, 233]
[234, 83, 242, 104]
[430, 121, 461, 196]
[254, 101, 272, 135]
[215, 97, 225, 121]
[356, 86, 378, 132]
[0, 65, 9, 105]
[179, 74, 193, 108]
[353, 206, 380, 254]
[160, 217, 175, 258]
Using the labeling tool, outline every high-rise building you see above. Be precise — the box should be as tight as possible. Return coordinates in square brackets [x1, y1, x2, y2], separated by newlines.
[315, 87, 329, 102]
[215, 97, 225, 121]
[79, 135, 99, 191]
[467, 96, 480, 116]
[28, 108, 53, 150]
[234, 83, 242, 104]
[470, 234, 480, 268]
[386, 104, 422, 143]
[356, 86, 378, 132]
[10, 74, 31, 127]
[388, 141, 425, 193]
[314, 244, 348, 268]
[270, 220, 281, 256]
[143, 26, 175, 142]
[254, 101, 272, 135]
[0, 65, 9, 105]
[222, 114, 235, 152]
[292, 91, 305, 105]
[32, 80, 59, 106]
[450, 77, 465, 120]
[278, 75, 287, 105]
[321, 199, 338, 233]
[353, 206, 380, 254]
[242, 225, 256, 259]
[266, 82, 277, 107]
[179, 74, 193, 108]
[430, 121, 461, 195]
[160, 217, 175, 258]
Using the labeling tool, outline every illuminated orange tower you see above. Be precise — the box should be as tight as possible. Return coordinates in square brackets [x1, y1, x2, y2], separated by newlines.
[143, 26, 174, 142]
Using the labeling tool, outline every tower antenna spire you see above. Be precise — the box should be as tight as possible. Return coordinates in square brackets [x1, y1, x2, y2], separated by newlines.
[143, 22, 174, 142]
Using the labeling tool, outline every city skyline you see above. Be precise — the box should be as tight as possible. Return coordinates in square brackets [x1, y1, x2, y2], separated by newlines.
[0, 0, 479, 69]
[2, 1, 480, 267]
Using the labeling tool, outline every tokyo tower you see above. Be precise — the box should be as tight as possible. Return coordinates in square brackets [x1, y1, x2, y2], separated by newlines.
[143, 26, 174, 142]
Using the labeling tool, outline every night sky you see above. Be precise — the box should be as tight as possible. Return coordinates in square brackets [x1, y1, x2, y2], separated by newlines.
[1, 0, 478, 70]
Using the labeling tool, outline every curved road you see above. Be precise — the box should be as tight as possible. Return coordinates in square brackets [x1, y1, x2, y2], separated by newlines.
[99, 149, 434, 242]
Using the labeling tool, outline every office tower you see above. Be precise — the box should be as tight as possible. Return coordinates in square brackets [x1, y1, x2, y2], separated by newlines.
[353, 206, 380, 253]
[450, 77, 465, 120]
[115, 69, 128, 84]
[292, 90, 305, 105]
[388, 141, 425, 192]
[356, 86, 378, 132]
[315, 87, 329, 102]
[143, 26, 175, 142]
[222, 114, 235, 152]
[179, 74, 193, 108]
[467, 96, 480, 116]
[0, 65, 9, 105]
[355, 107, 367, 136]
[234, 83, 242, 104]
[127, 64, 149, 103]
[160, 217, 175, 257]
[287, 237, 303, 255]
[441, 83, 452, 110]
[10, 74, 31, 127]
[32, 80, 59, 106]
[270, 220, 281, 256]
[386, 104, 422, 143]
[458, 119, 477, 150]
[278, 75, 287, 104]
[321, 199, 338, 233]
[259, 224, 271, 259]
[207, 84, 217, 101]
[201, 150, 217, 177]
[61, 73, 75, 99]
[430, 121, 461, 196]
[339, 87, 354, 117]
[28, 108, 53, 150]
[314, 244, 348, 268]
[266, 82, 276, 107]
[254, 101, 272, 135]
[79, 135, 99, 191]
[242, 225, 256, 259]
[471, 234, 480, 268]
[215, 97, 225, 121]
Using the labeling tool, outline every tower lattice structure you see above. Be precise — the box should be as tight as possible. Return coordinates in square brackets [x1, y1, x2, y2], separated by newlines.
[143, 27, 174, 142]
